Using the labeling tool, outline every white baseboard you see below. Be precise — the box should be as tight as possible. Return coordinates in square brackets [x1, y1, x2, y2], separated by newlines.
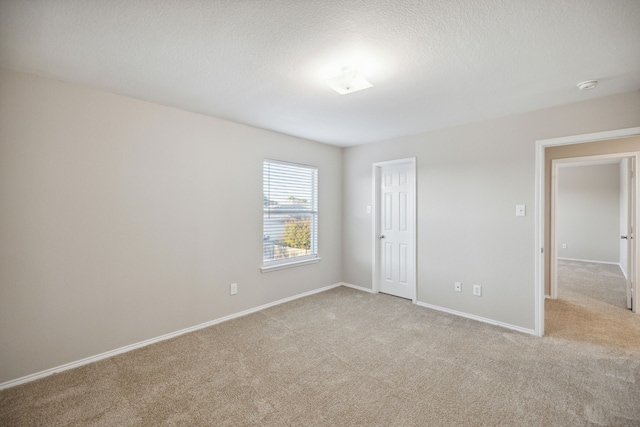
[557, 257, 620, 266]
[415, 301, 536, 336]
[0, 282, 343, 391]
[340, 283, 535, 336]
[341, 282, 375, 293]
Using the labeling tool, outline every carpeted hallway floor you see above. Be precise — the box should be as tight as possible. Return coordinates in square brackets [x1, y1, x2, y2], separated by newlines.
[1, 265, 640, 426]
[546, 260, 640, 352]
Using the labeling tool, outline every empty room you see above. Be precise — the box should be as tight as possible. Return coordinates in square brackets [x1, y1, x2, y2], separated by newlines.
[1, 1, 640, 425]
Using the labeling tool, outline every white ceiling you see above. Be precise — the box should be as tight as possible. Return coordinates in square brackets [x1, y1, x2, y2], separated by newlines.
[1, 0, 639, 147]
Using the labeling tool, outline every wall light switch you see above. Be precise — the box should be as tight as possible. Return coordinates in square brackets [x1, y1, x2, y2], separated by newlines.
[367, 206, 371, 214]
[515, 205, 526, 217]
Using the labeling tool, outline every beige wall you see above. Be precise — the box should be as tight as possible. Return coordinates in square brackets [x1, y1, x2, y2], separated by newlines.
[556, 163, 620, 263]
[343, 91, 640, 330]
[0, 69, 343, 384]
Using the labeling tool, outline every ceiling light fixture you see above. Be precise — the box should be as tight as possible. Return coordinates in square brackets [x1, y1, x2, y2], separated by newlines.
[326, 68, 373, 95]
[577, 80, 598, 91]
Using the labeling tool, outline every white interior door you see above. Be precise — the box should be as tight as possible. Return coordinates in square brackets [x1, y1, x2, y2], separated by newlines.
[625, 156, 635, 310]
[378, 163, 414, 300]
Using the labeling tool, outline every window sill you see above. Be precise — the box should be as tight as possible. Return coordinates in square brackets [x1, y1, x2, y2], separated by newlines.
[261, 257, 321, 273]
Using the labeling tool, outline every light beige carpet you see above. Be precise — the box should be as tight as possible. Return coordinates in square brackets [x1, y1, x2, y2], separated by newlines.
[2, 280, 640, 426]
[546, 260, 640, 352]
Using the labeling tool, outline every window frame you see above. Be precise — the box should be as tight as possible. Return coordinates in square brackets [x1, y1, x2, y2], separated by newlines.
[261, 159, 320, 272]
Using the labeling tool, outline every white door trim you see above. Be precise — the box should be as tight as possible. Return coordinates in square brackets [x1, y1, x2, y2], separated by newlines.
[372, 157, 417, 303]
[535, 127, 640, 337]
[550, 153, 638, 300]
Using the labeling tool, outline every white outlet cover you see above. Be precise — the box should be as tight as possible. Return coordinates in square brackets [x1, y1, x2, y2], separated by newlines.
[473, 284, 482, 296]
[515, 204, 526, 217]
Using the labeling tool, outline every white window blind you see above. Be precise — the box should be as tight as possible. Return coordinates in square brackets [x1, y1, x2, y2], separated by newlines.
[263, 159, 318, 267]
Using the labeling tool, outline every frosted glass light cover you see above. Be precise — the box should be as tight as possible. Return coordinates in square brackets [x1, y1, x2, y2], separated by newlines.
[326, 69, 373, 94]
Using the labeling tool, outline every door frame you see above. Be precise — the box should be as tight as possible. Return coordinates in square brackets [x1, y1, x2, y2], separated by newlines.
[372, 157, 417, 303]
[550, 153, 637, 300]
[535, 127, 640, 337]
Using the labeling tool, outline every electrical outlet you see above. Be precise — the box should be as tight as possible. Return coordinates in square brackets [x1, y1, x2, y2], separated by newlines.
[230, 283, 238, 295]
[454, 282, 462, 292]
[562, 243, 567, 249]
[473, 284, 482, 297]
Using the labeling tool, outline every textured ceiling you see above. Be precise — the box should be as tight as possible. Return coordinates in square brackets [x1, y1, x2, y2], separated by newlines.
[1, 0, 639, 147]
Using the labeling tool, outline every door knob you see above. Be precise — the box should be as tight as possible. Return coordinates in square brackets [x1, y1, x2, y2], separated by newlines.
[378, 235, 385, 239]
[621, 235, 628, 240]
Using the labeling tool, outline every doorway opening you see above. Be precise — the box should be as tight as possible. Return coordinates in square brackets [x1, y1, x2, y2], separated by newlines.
[550, 155, 634, 311]
[371, 158, 417, 302]
[534, 128, 640, 337]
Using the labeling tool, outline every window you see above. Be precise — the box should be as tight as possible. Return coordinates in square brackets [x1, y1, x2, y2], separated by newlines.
[263, 159, 318, 271]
